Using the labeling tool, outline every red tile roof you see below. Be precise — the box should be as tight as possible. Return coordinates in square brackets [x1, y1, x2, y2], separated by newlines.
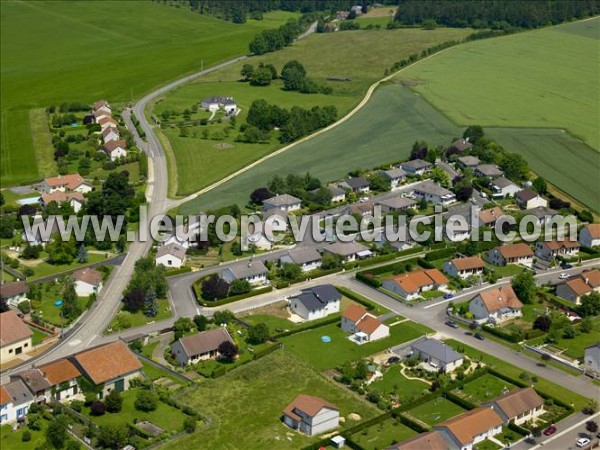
[493, 387, 544, 420]
[0, 281, 28, 298]
[72, 340, 142, 385]
[0, 311, 33, 346]
[342, 304, 368, 323]
[476, 286, 523, 312]
[43, 174, 85, 190]
[385, 269, 448, 293]
[72, 268, 102, 286]
[438, 407, 503, 446]
[583, 223, 600, 239]
[283, 394, 338, 421]
[498, 243, 534, 259]
[0, 386, 13, 406]
[356, 314, 384, 335]
[38, 359, 81, 386]
[450, 256, 485, 271]
[41, 191, 84, 205]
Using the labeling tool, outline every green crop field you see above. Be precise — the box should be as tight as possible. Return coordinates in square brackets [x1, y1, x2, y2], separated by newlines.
[0, 0, 296, 186]
[398, 17, 600, 150]
[156, 26, 473, 196]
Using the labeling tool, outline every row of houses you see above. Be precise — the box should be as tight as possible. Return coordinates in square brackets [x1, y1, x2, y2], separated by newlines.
[90, 100, 128, 161]
[0, 340, 142, 424]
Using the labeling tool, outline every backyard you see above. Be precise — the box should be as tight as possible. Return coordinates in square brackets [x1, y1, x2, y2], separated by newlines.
[352, 418, 416, 450]
[107, 298, 172, 333]
[368, 365, 430, 403]
[456, 373, 516, 404]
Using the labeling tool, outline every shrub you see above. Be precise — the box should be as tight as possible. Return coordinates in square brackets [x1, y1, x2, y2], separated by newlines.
[183, 416, 197, 433]
[105, 389, 123, 413]
[22, 431, 31, 442]
[134, 389, 158, 412]
[90, 400, 106, 416]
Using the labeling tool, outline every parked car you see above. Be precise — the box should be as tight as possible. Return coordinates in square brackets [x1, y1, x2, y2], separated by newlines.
[445, 320, 459, 329]
[474, 333, 485, 341]
[443, 293, 454, 299]
[561, 262, 573, 269]
[576, 437, 590, 448]
[559, 272, 569, 279]
[387, 356, 400, 364]
[543, 425, 557, 436]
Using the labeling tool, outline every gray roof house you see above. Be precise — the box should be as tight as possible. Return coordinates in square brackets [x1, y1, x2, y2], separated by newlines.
[410, 338, 464, 373]
[584, 342, 600, 373]
[338, 177, 370, 192]
[321, 241, 371, 263]
[524, 206, 559, 226]
[381, 168, 406, 188]
[155, 243, 187, 268]
[377, 197, 417, 213]
[3, 378, 34, 421]
[280, 248, 322, 272]
[221, 260, 268, 285]
[413, 181, 456, 206]
[290, 285, 341, 321]
[475, 164, 504, 178]
[451, 138, 473, 152]
[263, 194, 302, 212]
[457, 155, 480, 168]
[491, 177, 522, 198]
[171, 328, 235, 366]
[401, 159, 432, 175]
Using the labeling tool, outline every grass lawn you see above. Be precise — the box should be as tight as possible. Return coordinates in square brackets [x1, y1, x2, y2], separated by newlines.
[84, 387, 187, 433]
[107, 298, 172, 333]
[1, 423, 47, 449]
[140, 360, 183, 386]
[458, 373, 516, 404]
[30, 326, 49, 346]
[280, 321, 432, 370]
[26, 252, 108, 280]
[141, 340, 160, 359]
[445, 340, 588, 410]
[474, 440, 502, 450]
[486, 263, 525, 279]
[369, 365, 430, 403]
[352, 418, 417, 450]
[163, 350, 380, 450]
[1, 0, 296, 185]
[31, 283, 89, 327]
[527, 319, 600, 360]
[406, 397, 466, 426]
[495, 427, 524, 446]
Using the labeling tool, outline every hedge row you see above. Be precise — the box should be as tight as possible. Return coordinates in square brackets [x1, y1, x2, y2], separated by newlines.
[397, 413, 430, 433]
[356, 271, 382, 288]
[212, 344, 283, 378]
[271, 315, 340, 340]
[334, 286, 376, 311]
[196, 286, 273, 307]
[508, 421, 530, 436]
[444, 391, 477, 411]
[273, 267, 341, 288]
[425, 247, 456, 261]
[482, 324, 522, 343]
[164, 266, 193, 277]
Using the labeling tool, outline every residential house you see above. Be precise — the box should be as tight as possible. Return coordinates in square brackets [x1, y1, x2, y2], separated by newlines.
[413, 181, 456, 206]
[283, 394, 340, 436]
[70, 340, 142, 398]
[338, 177, 370, 193]
[452, 138, 473, 152]
[0, 311, 33, 363]
[584, 342, 600, 373]
[103, 139, 127, 161]
[386, 430, 452, 450]
[446, 220, 471, 242]
[321, 241, 371, 263]
[535, 239, 580, 261]
[478, 207, 504, 228]
[579, 224, 600, 248]
[0, 281, 28, 307]
[401, 159, 432, 176]
[341, 304, 389, 343]
[244, 232, 273, 251]
[469, 286, 523, 324]
[327, 186, 346, 203]
[346, 202, 373, 217]
[221, 260, 268, 285]
[381, 168, 406, 189]
[92, 100, 112, 116]
[474, 164, 504, 179]
[525, 206, 559, 226]
[72, 268, 103, 297]
[373, 228, 413, 252]
[434, 407, 503, 450]
[377, 197, 417, 213]
[410, 338, 464, 373]
[171, 328, 234, 366]
[11, 368, 50, 404]
[101, 127, 119, 143]
[444, 256, 485, 279]
[491, 177, 522, 198]
[92, 110, 110, 123]
[486, 243, 534, 267]
[97, 116, 118, 131]
[516, 189, 548, 209]
[488, 387, 544, 426]
[262, 194, 302, 212]
[280, 248, 322, 272]
[39, 191, 85, 213]
[555, 269, 600, 304]
[39, 173, 92, 194]
[382, 269, 448, 300]
[457, 155, 480, 169]
[289, 284, 341, 321]
[201, 96, 236, 113]
[263, 208, 289, 232]
[0, 380, 34, 424]
[37, 359, 82, 402]
[155, 243, 186, 268]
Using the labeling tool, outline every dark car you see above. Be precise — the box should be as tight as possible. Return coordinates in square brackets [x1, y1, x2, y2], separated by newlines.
[561, 262, 573, 269]
[445, 320, 459, 329]
[387, 356, 400, 364]
[443, 293, 454, 299]
[474, 333, 485, 341]
[543, 425, 557, 436]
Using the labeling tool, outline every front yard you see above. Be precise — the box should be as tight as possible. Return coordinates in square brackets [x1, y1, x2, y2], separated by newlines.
[107, 298, 173, 332]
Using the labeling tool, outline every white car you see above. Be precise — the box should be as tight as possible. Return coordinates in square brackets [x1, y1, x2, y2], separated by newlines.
[559, 272, 569, 279]
[576, 437, 590, 448]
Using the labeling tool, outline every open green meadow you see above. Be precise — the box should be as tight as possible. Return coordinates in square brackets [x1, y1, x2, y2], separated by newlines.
[156, 26, 473, 196]
[0, 0, 296, 185]
[164, 350, 379, 450]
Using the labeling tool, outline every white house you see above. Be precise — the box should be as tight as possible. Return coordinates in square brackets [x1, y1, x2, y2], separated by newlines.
[381, 168, 406, 189]
[0, 282, 28, 307]
[283, 394, 340, 436]
[382, 269, 448, 301]
[516, 189, 548, 210]
[584, 343, 600, 374]
[92, 100, 112, 116]
[97, 116, 118, 131]
[101, 127, 119, 143]
[457, 155, 479, 168]
[478, 207, 504, 228]
[444, 256, 485, 279]
[289, 285, 341, 321]
[221, 260, 268, 285]
[535, 239, 580, 261]
[555, 269, 600, 304]
[435, 407, 503, 450]
[474, 164, 504, 179]
[280, 248, 322, 272]
[410, 338, 464, 373]
[39, 191, 85, 213]
[413, 181, 456, 206]
[579, 224, 600, 248]
[201, 96, 236, 113]
[39, 173, 92, 194]
[103, 139, 127, 161]
[321, 241, 371, 263]
[486, 243, 534, 267]
[263, 208, 289, 232]
[170, 328, 234, 366]
[155, 243, 186, 269]
[0, 311, 33, 363]
[488, 387, 545, 426]
[338, 177, 370, 193]
[72, 268, 103, 297]
[327, 186, 346, 202]
[0, 380, 33, 424]
[469, 286, 523, 324]
[16, 359, 82, 404]
[340, 304, 389, 343]
[401, 159, 432, 176]
[491, 177, 521, 198]
[262, 194, 302, 212]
